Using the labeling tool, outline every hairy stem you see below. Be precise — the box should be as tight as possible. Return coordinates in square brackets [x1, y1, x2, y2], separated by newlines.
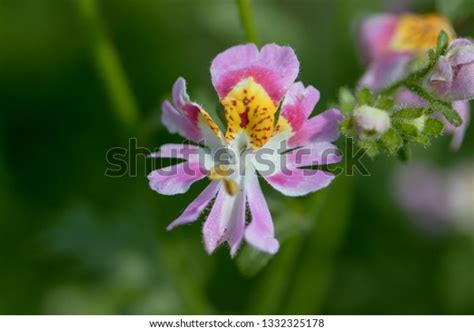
[380, 31, 449, 96]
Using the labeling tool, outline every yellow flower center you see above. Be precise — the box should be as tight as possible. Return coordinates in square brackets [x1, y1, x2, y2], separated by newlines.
[390, 14, 455, 53]
[221, 77, 277, 149]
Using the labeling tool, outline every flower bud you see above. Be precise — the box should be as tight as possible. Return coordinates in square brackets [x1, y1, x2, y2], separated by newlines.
[353, 105, 391, 139]
[426, 38, 474, 101]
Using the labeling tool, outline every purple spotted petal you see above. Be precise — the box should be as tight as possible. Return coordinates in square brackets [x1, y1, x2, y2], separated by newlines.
[359, 14, 398, 63]
[161, 78, 203, 141]
[162, 78, 223, 145]
[166, 181, 221, 231]
[211, 43, 299, 103]
[161, 100, 201, 142]
[148, 161, 207, 196]
[244, 174, 279, 254]
[203, 187, 246, 257]
[264, 169, 335, 197]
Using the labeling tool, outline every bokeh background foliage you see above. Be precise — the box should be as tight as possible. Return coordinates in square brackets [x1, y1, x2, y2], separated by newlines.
[0, 0, 473, 314]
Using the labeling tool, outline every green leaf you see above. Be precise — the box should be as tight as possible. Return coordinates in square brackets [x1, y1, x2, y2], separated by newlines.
[397, 122, 420, 137]
[392, 107, 426, 120]
[374, 95, 394, 110]
[356, 87, 373, 105]
[432, 101, 463, 127]
[358, 139, 379, 157]
[339, 117, 354, 136]
[413, 135, 431, 145]
[423, 117, 444, 137]
[380, 128, 403, 155]
[436, 30, 449, 56]
[338, 87, 356, 115]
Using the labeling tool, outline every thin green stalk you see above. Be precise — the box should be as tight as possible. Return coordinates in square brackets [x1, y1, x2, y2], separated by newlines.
[284, 175, 355, 314]
[246, 190, 330, 313]
[404, 82, 462, 126]
[380, 31, 449, 96]
[158, 240, 215, 314]
[236, 0, 259, 44]
[249, 237, 304, 314]
[75, 0, 140, 129]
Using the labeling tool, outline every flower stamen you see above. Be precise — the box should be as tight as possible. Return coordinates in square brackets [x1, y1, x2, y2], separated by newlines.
[208, 164, 230, 180]
[223, 178, 240, 196]
[208, 165, 240, 196]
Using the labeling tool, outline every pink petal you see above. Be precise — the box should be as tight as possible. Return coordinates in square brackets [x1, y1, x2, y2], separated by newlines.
[203, 188, 246, 257]
[211, 43, 299, 103]
[448, 38, 473, 50]
[244, 174, 279, 254]
[448, 100, 470, 150]
[167, 181, 221, 230]
[450, 62, 474, 101]
[150, 143, 201, 161]
[428, 56, 453, 98]
[288, 108, 344, 148]
[359, 53, 412, 91]
[285, 142, 342, 168]
[279, 82, 320, 132]
[359, 14, 398, 63]
[448, 40, 474, 66]
[395, 88, 428, 108]
[393, 162, 451, 230]
[264, 169, 336, 197]
[148, 161, 207, 196]
[162, 78, 222, 144]
[172, 77, 190, 110]
[161, 100, 201, 142]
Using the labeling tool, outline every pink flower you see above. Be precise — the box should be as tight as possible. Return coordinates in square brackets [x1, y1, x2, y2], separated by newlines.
[393, 160, 474, 235]
[359, 14, 455, 90]
[148, 44, 343, 256]
[358, 13, 470, 150]
[426, 38, 474, 101]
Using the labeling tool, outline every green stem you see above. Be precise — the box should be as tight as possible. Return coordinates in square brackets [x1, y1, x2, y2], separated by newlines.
[246, 190, 330, 313]
[379, 58, 437, 96]
[404, 82, 462, 126]
[236, 0, 259, 44]
[380, 31, 449, 96]
[75, 0, 140, 129]
[284, 175, 355, 314]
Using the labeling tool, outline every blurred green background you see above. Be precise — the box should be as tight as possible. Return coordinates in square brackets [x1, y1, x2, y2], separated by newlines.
[0, 0, 473, 314]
